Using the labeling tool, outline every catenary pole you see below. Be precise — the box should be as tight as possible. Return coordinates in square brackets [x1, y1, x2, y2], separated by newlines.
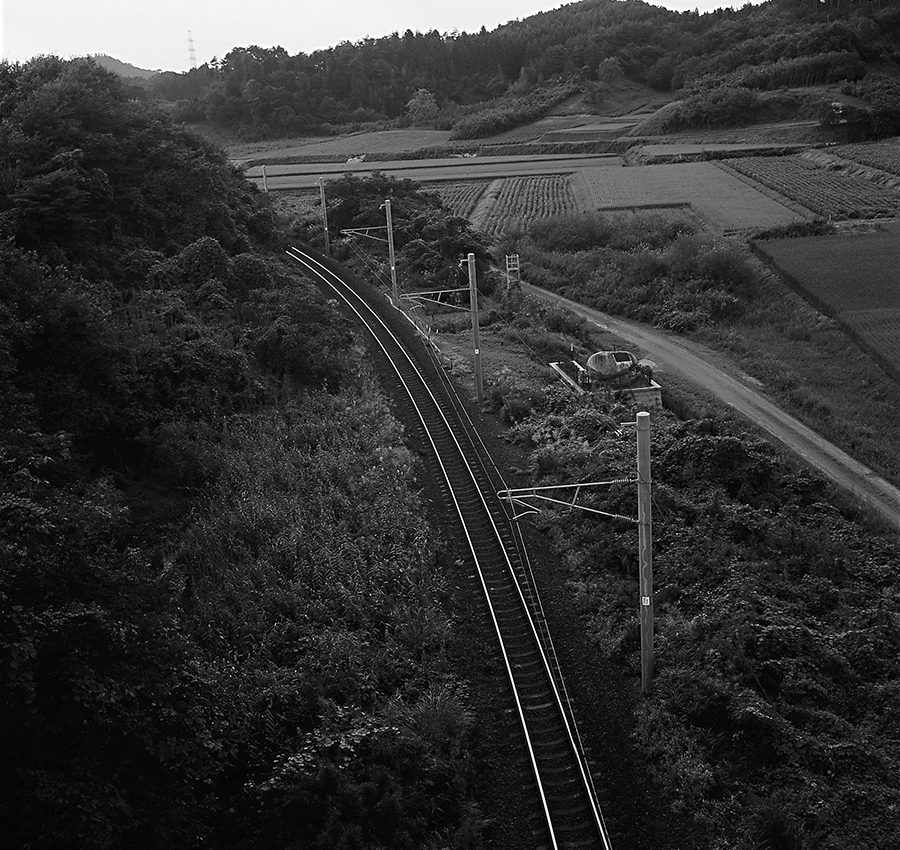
[384, 199, 399, 307]
[261, 165, 268, 193]
[467, 252, 484, 403]
[636, 411, 654, 693]
[319, 177, 330, 257]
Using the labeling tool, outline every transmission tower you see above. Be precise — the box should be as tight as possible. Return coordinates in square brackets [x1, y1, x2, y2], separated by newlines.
[187, 30, 197, 69]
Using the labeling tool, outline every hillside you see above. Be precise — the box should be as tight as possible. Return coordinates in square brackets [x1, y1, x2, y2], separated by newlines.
[91, 53, 158, 79]
[147, 0, 900, 140]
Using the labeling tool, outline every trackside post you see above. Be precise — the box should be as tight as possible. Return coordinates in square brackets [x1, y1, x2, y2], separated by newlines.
[319, 177, 330, 257]
[636, 411, 654, 693]
[467, 252, 484, 402]
[385, 198, 399, 307]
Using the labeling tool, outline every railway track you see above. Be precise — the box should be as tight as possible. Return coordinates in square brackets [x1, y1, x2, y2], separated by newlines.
[286, 245, 613, 850]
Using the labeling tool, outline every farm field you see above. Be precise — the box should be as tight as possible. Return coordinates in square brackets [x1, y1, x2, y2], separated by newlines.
[754, 230, 900, 377]
[726, 155, 900, 219]
[473, 175, 578, 239]
[572, 161, 806, 230]
[833, 141, 900, 177]
[428, 181, 491, 218]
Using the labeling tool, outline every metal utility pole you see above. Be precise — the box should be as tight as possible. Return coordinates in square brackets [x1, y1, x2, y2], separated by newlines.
[384, 199, 399, 307]
[261, 165, 268, 193]
[498, 410, 656, 691]
[636, 411, 654, 693]
[467, 252, 484, 403]
[319, 177, 330, 257]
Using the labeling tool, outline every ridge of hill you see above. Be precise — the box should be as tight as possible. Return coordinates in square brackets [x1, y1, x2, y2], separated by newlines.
[91, 53, 158, 79]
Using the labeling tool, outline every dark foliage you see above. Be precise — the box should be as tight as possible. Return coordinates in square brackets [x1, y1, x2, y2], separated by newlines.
[317, 171, 498, 294]
[508, 388, 900, 849]
[1, 57, 479, 848]
[510, 211, 755, 332]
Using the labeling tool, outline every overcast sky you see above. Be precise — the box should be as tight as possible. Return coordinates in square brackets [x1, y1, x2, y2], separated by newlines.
[2, 0, 764, 73]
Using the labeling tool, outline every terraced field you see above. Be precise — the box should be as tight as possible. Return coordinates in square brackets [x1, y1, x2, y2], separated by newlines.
[474, 175, 578, 239]
[429, 181, 491, 218]
[833, 142, 900, 177]
[727, 155, 900, 219]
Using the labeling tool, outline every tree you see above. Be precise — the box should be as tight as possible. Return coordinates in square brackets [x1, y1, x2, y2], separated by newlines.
[405, 88, 439, 124]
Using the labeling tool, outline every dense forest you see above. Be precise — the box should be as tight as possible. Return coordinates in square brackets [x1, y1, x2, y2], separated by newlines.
[0, 57, 484, 848]
[142, 0, 900, 138]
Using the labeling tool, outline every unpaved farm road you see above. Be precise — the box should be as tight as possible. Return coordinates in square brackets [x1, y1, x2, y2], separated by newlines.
[523, 282, 900, 533]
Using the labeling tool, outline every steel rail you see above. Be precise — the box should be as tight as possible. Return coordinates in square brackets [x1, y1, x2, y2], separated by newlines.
[286, 246, 612, 850]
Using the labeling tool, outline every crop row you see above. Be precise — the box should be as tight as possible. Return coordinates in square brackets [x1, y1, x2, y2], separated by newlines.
[431, 181, 491, 218]
[480, 175, 577, 239]
[727, 155, 900, 219]
[833, 143, 900, 178]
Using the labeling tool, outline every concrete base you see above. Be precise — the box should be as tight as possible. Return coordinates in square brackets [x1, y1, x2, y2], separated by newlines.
[622, 381, 663, 408]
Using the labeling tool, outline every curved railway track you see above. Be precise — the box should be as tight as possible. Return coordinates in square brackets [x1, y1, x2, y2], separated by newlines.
[286, 245, 613, 850]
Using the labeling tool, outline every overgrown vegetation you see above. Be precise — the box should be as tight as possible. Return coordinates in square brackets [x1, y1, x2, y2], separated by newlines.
[506, 388, 900, 849]
[507, 212, 757, 332]
[660, 87, 824, 133]
[838, 74, 900, 138]
[448, 82, 580, 140]
[0, 57, 481, 848]
[502, 209, 900, 489]
[286, 171, 497, 294]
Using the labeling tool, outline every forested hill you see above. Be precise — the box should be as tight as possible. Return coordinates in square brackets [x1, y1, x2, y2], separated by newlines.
[148, 0, 900, 138]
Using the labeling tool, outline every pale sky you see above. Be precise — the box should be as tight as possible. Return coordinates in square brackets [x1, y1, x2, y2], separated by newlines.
[1, 0, 764, 73]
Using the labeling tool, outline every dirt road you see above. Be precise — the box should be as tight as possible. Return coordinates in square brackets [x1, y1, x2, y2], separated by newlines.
[523, 282, 900, 532]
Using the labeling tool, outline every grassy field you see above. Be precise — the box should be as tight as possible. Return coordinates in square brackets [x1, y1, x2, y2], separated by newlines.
[572, 162, 806, 231]
[753, 230, 900, 380]
[727, 155, 900, 219]
[227, 129, 453, 162]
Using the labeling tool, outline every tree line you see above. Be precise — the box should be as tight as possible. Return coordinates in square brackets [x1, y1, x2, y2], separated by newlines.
[139, 0, 900, 139]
